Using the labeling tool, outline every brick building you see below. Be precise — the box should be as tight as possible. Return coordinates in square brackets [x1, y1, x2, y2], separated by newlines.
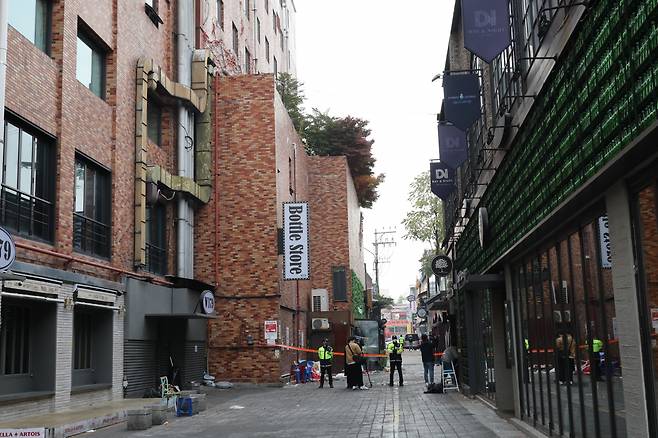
[439, 0, 658, 436]
[0, 0, 297, 421]
[205, 75, 366, 382]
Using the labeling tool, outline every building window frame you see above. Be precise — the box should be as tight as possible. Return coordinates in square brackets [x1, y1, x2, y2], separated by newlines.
[265, 37, 270, 63]
[232, 22, 239, 58]
[244, 47, 251, 74]
[0, 115, 55, 242]
[146, 204, 167, 275]
[333, 266, 347, 302]
[76, 23, 107, 100]
[244, 0, 250, 19]
[73, 155, 111, 259]
[217, 0, 224, 30]
[8, 0, 51, 54]
[147, 99, 162, 146]
[0, 303, 30, 375]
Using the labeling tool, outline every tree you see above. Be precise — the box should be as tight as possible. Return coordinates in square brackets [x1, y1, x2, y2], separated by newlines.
[275, 75, 384, 209]
[419, 249, 436, 279]
[276, 73, 305, 133]
[303, 110, 385, 208]
[401, 171, 445, 253]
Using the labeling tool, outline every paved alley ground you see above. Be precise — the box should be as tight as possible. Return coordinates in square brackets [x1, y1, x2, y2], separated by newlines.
[91, 352, 528, 438]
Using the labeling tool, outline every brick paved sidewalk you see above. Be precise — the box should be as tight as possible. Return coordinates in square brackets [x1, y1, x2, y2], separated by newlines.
[91, 352, 529, 438]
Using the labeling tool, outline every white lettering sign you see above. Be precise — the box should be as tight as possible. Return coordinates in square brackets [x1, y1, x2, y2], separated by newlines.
[0, 428, 45, 438]
[283, 202, 310, 280]
[598, 216, 612, 268]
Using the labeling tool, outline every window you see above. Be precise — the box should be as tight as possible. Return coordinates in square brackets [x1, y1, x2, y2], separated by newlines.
[146, 204, 167, 275]
[217, 0, 224, 29]
[273, 56, 277, 77]
[280, 30, 284, 51]
[517, 0, 562, 79]
[244, 0, 250, 18]
[144, 0, 163, 27]
[74, 156, 111, 258]
[1, 304, 29, 375]
[333, 266, 347, 301]
[76, 28, 106, 99]
[147, 100, 162, 146]
[265, 0, 269, 13]
[273, 11, 277, 33]
[0, 117, 55, 241]
[257, 18, 261, 44]
[72, 307, 113, 387]
[265, 37, 270, 63]
[244, 47, 251, 73]
[232, 23, 239, 57]
[8, 0, 50, 53]
[288, 157, 293, 194]
[74, 311, 92, 370]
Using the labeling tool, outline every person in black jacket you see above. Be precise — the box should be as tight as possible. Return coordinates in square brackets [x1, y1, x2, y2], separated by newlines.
[419, 334, 435, 387]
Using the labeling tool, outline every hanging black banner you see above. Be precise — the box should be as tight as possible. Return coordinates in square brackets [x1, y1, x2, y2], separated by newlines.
[430, 162, 456, 200]
[438, 123, 468, 168]
[462, 0, 512, 63]
[442, 73, 481, 131]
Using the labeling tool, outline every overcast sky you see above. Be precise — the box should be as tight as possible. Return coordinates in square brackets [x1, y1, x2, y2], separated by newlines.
[295, 1, 454, 300]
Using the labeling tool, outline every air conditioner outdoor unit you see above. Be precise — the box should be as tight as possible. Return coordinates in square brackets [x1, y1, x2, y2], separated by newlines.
[312, 318, 330, 331]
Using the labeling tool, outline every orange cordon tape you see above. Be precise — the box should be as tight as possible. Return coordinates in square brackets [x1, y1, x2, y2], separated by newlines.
[269, 344, 443, 358]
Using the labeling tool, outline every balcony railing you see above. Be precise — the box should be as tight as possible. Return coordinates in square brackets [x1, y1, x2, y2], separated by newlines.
[0, 185, 53, 242]
[73, 213, 110, 258]
[145, 242, 167, 275]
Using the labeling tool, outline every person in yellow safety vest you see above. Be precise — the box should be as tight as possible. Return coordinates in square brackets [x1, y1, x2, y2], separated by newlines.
[387, 335, 404, 387]
[317, 338, 334, 388]
[589, 338, 604, 381]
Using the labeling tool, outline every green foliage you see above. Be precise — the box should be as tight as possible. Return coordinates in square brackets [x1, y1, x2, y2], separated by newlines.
[351, 270, 365, 319]
[275, 76, 384, 209]
[371, 295, 394, 315]
[275, 73, 305, 133]
[401, 171, 444, 253]
[419, 249, 436, 279]
[303, 110, 385, 208]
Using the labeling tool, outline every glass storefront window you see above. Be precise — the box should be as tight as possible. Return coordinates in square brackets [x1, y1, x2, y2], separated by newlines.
[514, 215, 626, 437]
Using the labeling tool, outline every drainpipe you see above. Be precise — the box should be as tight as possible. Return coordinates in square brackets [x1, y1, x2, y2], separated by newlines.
[177, 0, 195, 278]
[0, 0, 8, 147]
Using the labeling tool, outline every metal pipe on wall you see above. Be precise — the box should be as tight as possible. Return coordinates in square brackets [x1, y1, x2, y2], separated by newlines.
[177, 0, 195, 279]
[0, 0, 8, 153]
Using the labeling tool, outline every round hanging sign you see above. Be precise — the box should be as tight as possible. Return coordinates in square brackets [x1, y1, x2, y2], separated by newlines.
[0, 227, 16, 272]
[200, 290, 215, 314]
[431, 255, 453, 277]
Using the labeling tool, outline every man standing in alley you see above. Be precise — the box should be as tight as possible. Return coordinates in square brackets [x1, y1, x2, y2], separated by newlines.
[419, 334, 435, 388]
[317, 338, 334, 388]
[387, 335, 404, 387]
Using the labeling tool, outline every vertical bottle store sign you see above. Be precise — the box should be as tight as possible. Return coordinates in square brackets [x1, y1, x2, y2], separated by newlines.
[283, 202, 310, 280]
[461, 0, 512, 63]
[598, 216, 612, 268]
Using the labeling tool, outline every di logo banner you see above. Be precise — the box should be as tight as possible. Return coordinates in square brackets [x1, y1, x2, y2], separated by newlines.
[430, 162, 456, 200]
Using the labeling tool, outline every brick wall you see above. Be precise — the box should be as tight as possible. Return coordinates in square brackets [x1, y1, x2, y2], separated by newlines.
[308, 157, 352, 312]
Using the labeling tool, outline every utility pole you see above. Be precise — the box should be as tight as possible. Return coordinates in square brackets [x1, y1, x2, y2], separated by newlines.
[372, 229, 396, 297]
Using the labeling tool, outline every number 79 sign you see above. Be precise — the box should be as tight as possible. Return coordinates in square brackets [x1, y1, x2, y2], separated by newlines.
[0, 227, 16, 272]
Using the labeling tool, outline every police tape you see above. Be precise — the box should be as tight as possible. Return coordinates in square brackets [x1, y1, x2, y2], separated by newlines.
[268, 343, 443, 358]
[527, 338, 620, 354]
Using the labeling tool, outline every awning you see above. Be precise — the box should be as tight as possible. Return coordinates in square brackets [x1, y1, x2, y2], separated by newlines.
[458, 274, 504, 291]
[425, 293, 449, 310]
[146, 312, 219, 319]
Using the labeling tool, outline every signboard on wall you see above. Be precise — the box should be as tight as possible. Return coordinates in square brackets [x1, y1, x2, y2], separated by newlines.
[461, 0, 512, 63]
[598, 216, 612, 268]
[0, 429, 45, 438]
[283, 202, 310, 280]
[442, 73, 481, 131]
[430, 162, 456, 200]
[264, 320, 278, 345]
[438, 123, 468, 168]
